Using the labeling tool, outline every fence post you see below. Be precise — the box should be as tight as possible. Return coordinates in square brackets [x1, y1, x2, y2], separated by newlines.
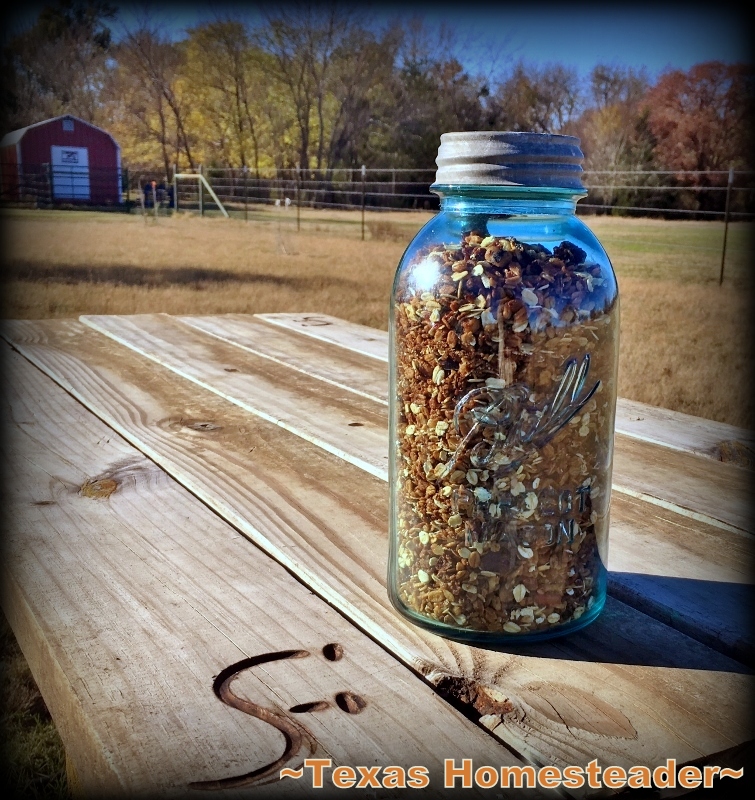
[199, 164, 204, 217]
[152, 182, 158, 220]
[243, 165, 248, 222]
[125, 167, 130, 208]
[296, 164, 301, 231]
[719, 166, 734, 286]
[361, 164, 366, 241]
[173, 164, 179, 213]
[47, 162, 54, 205]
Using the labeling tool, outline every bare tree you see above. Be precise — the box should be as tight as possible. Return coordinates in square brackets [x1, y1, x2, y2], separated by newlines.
[490, 61, 583, 133]
[571, 64, 652, 173]
[115, 22, 195, 174]
[255, 2, 356, 172]
[589, 63, 648, 110]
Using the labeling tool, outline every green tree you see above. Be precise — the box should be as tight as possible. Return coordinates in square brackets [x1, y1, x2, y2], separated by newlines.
[382, 17, 488, 168]
[322, 22, 402, 169]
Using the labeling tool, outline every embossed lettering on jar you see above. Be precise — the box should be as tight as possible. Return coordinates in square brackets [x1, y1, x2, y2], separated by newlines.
[388, 132, 619, 643]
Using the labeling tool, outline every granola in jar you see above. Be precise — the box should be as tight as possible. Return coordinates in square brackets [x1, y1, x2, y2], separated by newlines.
[388, 132, 619, 642]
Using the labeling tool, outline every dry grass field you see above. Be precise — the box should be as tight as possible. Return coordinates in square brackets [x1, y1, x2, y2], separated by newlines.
[2, 206, 753, 429]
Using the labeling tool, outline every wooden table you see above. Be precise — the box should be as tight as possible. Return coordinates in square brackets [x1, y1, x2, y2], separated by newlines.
[2, 312, 754, 798]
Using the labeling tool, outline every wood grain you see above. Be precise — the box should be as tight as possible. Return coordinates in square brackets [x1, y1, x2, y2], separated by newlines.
[81, 313, 751, 535]
[255, 312, 389, 361]
[78, 311, 755, 652]
[81, 313, 388, 480]
[254, 314, 754, 532]
[606, 494, 754, 661]
[252, 312, 754, 462]
[4, 318, 752, 783]
[2, 344, 526, 798]
[612, 398, 755, 463]
[610, 436, 752, 534]
[180, 314, 388, 405]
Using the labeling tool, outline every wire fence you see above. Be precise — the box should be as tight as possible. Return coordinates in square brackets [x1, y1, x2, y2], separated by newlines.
[170, 167, 441, 215]
[0, 163, 125, 206]
[162, 166, 755, 221]
[2, 162, 754, 224]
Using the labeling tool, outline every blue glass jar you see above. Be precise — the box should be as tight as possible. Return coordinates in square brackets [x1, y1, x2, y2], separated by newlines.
[388, 132, 619, 642]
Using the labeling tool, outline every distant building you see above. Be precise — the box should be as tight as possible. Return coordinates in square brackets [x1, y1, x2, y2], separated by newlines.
[0, 114, 122, 205]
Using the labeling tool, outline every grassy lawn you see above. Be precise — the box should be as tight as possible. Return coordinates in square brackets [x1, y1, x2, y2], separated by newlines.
[1, 615, 68, 799]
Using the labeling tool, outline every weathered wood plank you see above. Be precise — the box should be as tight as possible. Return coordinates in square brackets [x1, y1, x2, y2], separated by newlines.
[255, 312, 388, 362]
[77, 312, 755, 659]
[4, 318, 752, 783]
[251, 313, 753, 532]
[253, 312, 754, 463]
[82, 313, 751, 535]
[612, 398, 755, 463]
[605, 495, 754, 661]
[180, 314, 388, 405]
[1, 344, 527, 798]
[80, 313, 388, 480]
[610, 436, 751, 534]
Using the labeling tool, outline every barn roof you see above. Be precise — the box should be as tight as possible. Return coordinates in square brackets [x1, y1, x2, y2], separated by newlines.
[0, 114, 120, 150]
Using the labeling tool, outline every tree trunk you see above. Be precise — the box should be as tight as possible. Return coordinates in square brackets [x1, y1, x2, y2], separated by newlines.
[243, 99, 261, 179]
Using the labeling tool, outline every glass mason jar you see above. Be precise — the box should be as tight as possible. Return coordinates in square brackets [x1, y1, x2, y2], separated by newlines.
[388, 132, 619, 643]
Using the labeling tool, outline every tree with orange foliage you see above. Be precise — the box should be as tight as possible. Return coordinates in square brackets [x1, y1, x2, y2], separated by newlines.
[644, 61, 753, 180]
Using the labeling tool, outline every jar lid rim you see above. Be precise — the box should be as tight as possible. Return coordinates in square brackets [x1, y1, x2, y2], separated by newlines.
[439, 130, 580, 142]
[434, 131, 585, 190]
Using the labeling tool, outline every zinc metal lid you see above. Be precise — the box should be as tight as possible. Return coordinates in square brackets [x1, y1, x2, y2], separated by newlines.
[432, 131, 585, 190]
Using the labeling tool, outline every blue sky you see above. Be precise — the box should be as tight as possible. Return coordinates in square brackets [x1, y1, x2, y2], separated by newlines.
[5, 2, 752, 80]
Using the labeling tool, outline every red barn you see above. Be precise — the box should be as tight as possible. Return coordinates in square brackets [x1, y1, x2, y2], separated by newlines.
[0, 114, 121, 205]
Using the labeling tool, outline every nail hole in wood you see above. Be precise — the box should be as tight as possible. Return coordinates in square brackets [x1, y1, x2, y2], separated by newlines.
[322, 643, 344, 661]
[335, 692, 366, 714]
[348, 422, 364, 427]
[289, 701, 330, 713]
[187, 421, 222, 431]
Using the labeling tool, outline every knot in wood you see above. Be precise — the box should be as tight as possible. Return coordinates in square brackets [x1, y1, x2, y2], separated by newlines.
[80, 478, 118, 499]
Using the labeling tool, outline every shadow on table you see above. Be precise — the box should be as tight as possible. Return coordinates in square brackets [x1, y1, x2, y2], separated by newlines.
[476, 574, 755, 674]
